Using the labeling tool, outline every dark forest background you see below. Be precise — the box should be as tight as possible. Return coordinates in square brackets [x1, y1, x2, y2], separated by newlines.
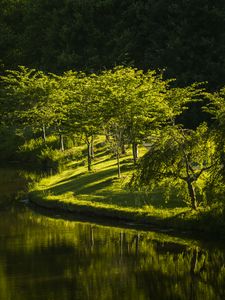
[1, 0, 225, 87]
[1, 0, 225, 210]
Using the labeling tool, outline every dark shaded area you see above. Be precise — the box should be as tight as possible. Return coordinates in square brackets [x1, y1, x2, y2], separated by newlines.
[1, 203, 225, 300]
[1, 0, 225, 91]
[1, 0, 225, 132]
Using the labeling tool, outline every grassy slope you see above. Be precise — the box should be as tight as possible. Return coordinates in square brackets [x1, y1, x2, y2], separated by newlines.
[29, 139, 225, 237]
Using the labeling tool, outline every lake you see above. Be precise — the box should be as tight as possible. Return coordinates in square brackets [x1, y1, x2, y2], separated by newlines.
[0, 168, 225, 300]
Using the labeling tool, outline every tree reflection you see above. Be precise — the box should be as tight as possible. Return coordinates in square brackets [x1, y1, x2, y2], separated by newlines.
[0, 208, 225, 300]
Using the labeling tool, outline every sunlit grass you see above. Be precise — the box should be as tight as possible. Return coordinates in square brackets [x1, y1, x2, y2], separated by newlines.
[30, 138, 193, 225]
[29, 138, 225, 237]
[30, 135, 225, 237]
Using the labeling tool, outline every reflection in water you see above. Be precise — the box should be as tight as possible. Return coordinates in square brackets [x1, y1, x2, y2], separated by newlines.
[0, 168, 225, 300]
[0, 207, 225, 300]
[0, 168, 43, 208]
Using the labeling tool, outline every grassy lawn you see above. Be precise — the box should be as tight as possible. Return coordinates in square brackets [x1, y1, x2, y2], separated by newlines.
[31, 142, 186, 208]
[29, 138, 225, 237]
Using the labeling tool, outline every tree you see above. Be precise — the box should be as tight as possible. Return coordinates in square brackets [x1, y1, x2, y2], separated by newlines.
[206, 87, 225, 164]
[105, 119, 124, 178]
[1, 67, 53, 138]
[132, 124, 215, 209]
[205, 87, 225, 194]
[99, 66, 172, 164]
[64, 71, 105, 171]
[0, 66, 69, 152]
[206, 87, 225, 130]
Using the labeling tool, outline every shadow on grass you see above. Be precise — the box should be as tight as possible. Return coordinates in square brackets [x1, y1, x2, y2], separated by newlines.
[42, 155, 186, 211]
[46, 167, 118, 196]
[89, 190, 186, 209]
[93, 148, 110, 159]
[67, 160, 86, 169]
[92, 157, 112, 166]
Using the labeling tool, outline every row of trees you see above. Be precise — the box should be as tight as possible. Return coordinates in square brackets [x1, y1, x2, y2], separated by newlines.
[0, 66, 202, 166]
[1, 0, 225, 130]
[1, 66, 225, 208]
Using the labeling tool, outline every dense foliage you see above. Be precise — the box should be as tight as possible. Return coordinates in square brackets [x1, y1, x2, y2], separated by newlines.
[0, 0, 225, 209]
[1, 0, 225, 89]
[1, 65, 225, 208]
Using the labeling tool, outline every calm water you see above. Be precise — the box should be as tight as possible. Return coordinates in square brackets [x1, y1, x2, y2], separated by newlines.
[0, 168, 225, 300]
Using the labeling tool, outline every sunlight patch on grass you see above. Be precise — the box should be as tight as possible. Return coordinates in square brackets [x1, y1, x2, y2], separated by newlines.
[30, 142, 192, 223]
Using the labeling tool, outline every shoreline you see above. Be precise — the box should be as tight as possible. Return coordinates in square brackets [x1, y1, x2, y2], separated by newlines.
[28, 191, 225, 241]
[27, 140, 225, 243]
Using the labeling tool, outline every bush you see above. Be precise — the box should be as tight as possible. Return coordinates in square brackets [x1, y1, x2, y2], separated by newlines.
[17, 135, 85, 171]
[39, 147, 64, 171]
[0, 126, 24, 162]
[63, 147, 83, 161]
[17, 136, 64, 170]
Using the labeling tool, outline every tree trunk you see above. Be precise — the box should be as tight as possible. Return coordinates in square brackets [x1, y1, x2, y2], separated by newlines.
[42, 124, 46, 142]
[105, 133, 110, 143]
[187, 179, 197, 210]
[132, 142, 138, 164]
[59, 134, 64, 151]
[120, 136, 126, 155]
[121, 143, 126, 155]
[87, 140, 92, 172]
[91, 135, 94, 159]
[116, 149, 121, 178]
